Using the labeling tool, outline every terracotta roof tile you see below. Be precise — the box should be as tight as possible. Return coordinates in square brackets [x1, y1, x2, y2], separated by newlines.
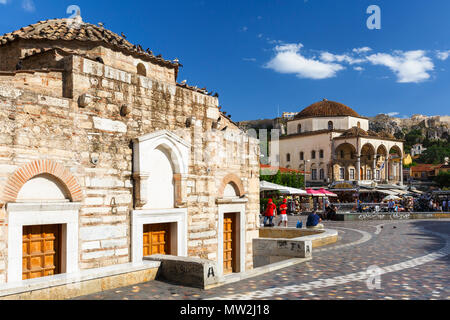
[0, 18, 180, 69]
[294, 99, 362, 120]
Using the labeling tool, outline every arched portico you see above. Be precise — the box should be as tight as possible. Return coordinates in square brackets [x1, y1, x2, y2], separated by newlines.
[332, 137, 404, 185]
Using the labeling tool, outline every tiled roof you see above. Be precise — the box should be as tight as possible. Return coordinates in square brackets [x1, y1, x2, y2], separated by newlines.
[294, 99, 362, 120]
[0, 17, 180, 69]
[410, 164, 442, 172]
[340, 126, 369, 137]
[260, 164, 303, 174]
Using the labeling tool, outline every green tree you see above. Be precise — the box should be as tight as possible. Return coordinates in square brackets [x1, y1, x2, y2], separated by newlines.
[434, 171, 450, 188]
[418, 145, 450, 164]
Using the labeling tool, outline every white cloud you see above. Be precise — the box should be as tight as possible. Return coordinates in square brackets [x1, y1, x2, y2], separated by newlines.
[320, 52, 365, 65]
[387, 112, 400, 117]
[21, 0, 35, 11]
[0, 0, 9, 4]
[366, 50, 434, 83]
[354, 66, 364, 71]
[265, 43, 344, 80]
[436, 50, 450, 61]
[353, 47, 372, 54]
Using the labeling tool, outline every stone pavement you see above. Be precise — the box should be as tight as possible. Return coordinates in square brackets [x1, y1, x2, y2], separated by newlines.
[74, 217, 450, 300]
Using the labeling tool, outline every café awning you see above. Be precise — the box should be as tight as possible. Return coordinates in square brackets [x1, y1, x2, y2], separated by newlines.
[260, 181, 307, 195]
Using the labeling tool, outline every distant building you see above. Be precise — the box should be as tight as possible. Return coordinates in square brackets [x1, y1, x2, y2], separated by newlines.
[411, 144, 427, 157]
[281, 112, 298, 120]
[410, 164, 450, 180]
[271, 99, 405, 188]
[403, 154, 413, 166]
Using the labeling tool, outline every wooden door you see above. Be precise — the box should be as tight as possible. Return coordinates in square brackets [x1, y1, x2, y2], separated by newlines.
[143, 224, 171, 256]
[22, 224, 61, 280]
[223, 213, 237, 275]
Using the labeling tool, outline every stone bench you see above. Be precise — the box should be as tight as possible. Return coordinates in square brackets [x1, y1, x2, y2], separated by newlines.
[144, 255, 219, 290]
[253, 227, 338, 268]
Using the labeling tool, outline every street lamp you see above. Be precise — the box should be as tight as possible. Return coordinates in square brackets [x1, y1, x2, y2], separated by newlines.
[304, 159, 310, 189]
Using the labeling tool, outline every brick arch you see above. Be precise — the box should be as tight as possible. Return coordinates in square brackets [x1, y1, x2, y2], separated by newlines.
[218, 173, 245, 198]
[2, 159, 83, 203]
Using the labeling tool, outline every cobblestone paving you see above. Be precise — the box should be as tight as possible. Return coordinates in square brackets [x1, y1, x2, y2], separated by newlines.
[75, 218, 450, 300]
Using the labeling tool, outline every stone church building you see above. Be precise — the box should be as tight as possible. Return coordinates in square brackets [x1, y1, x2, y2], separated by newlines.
[0, 16, 260, 295]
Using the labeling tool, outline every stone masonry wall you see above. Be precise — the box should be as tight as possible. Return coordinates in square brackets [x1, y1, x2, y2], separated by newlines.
[0, 40, 176, 84]
[0, 52, 259, 282]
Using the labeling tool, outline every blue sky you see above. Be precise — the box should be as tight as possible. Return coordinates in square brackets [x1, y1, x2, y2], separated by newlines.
[1, 0, 449, 122]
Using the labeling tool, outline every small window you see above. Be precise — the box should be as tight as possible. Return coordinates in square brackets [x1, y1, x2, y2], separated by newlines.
[328, 121, 334, 130]
[300, 152, 304, 161]
[340, 168, 345, 180]
[137, 63, 147, 76]
[312, 151, 316, 159]
[312, 169, 318, 180]
[319, 169, 325, 180]
[287, 153, 291, 162]
[350, 169, 355, 180]
[297, 124, 302, 133]
[320, 150, 324, 159]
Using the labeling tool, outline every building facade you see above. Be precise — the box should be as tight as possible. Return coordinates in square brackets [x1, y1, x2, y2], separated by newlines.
[0, 17, 260, 287]
[272, 99, 404, 188]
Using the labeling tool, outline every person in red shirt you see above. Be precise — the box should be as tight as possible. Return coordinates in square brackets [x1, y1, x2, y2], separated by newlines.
[278, 198, 288, 227]
[264, 199, 277, 227]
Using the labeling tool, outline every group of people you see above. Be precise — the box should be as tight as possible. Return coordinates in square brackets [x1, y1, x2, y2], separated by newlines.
[263, 198, 289, 227]
[263, 197, 335, 229]
[429, 198, 449, 212]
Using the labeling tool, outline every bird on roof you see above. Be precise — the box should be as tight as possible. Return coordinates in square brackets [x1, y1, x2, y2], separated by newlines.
[213, 93, 219, 98]
[15, 60, 23, 70]
[221, 126, 228, 132]
[156, 54, 162, 58]
[137, 45, 143, 52]
[181, 80, 187, 85]
[208, 91, 214, 96]
[146, 48, 153, 55]
[121, 32, 127, 39]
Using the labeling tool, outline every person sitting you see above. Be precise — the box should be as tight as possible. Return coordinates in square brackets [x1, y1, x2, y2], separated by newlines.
[327, 204, 337, 221]
[306, 211, 324, 230]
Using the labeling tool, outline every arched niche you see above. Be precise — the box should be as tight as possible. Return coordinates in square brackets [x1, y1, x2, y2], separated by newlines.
[133, 130, 191, 209]
[137, 63, 147, 76]
[16, 174, 71, 202]
[223, 183, 240, 199]
[2, 159, 83, 203]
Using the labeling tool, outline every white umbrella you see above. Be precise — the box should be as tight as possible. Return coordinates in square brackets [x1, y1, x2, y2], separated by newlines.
[279, 186, 307, 195]
[383, 195, 401, 202]
[260, 180, 289, 192]
[260, 181, 307, 195]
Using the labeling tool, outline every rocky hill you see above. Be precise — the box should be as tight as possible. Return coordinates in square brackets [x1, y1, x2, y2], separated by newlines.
[369, 114, 450, 141]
